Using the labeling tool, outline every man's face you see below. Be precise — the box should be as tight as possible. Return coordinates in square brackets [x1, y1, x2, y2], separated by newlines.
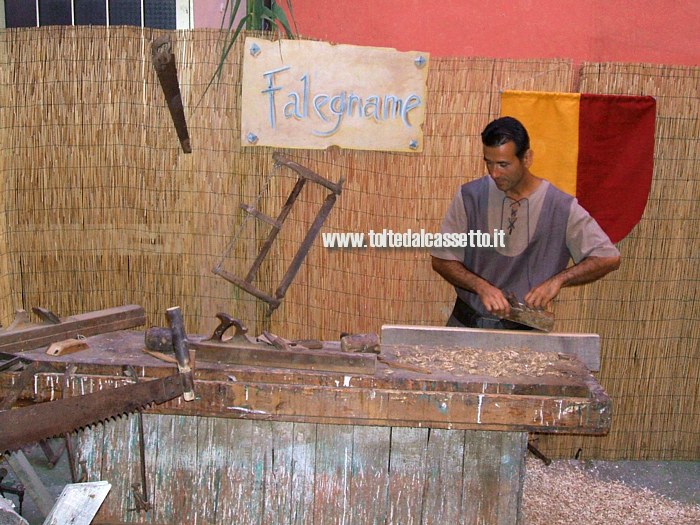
[483, 141, 533, 196]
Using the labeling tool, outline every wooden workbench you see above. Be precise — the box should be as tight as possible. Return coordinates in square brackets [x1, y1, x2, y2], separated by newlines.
[1, 327, 611, 525]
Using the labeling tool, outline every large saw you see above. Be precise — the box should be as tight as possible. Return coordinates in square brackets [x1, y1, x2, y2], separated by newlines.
[0, 372, 186, 453]
[0, 306, 195, 453]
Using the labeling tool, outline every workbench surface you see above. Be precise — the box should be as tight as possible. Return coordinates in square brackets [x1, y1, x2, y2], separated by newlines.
[3, 329, 611, 435]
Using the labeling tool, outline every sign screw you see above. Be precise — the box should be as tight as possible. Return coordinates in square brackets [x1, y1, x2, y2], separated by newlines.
[250, 43, 261, 57]
[247, 133, 259, 144]
[409, 140, 419, 150]
[414, 55, 427, 68]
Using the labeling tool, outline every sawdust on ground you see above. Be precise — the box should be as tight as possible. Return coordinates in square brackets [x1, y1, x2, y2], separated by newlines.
[524, 459, 700, 525]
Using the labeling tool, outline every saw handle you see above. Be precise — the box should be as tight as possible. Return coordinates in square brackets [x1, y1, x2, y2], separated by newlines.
[166, 306, 195, 401]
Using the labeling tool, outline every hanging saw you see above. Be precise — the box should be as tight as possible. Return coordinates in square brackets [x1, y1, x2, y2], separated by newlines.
[0, 306, 195, 453]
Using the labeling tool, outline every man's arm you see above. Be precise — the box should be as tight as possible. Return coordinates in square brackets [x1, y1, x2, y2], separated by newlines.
[431, 256, 512, 316]
[524, 255, 621, 309]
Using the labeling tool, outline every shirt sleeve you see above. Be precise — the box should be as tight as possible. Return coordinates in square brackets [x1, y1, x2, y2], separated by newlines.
[430, 188, 468, 261]
[566, 199, 621, 263]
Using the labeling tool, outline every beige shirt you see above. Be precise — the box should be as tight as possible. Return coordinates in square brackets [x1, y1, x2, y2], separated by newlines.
[431, 177, 620, 263]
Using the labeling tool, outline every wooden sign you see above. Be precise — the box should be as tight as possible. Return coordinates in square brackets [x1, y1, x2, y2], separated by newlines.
[241, 37, 430, 152]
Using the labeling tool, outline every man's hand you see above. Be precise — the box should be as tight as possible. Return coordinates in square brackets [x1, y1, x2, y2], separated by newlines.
[525, 277, 563, 310]
[431, 257, 511, 316]
[474, 282, 511, 317]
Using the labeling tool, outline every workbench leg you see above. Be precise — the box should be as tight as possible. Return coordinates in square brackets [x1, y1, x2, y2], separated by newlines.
[38, 440, 65, 469]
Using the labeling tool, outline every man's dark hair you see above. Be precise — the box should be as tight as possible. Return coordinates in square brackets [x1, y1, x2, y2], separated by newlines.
[481, 116, 530, 159]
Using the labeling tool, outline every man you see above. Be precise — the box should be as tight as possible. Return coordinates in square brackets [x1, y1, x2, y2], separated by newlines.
[431, 116, 621, 329]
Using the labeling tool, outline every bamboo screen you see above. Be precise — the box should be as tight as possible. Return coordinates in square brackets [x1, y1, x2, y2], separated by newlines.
[0, 26, 696, 461]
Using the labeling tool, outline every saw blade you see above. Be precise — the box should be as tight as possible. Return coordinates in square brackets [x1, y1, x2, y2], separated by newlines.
[0, 373, 185, 453]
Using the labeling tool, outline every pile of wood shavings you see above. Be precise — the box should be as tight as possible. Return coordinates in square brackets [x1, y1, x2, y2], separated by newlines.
[391, 345, 567, 377]
[524, 459, 700, 525]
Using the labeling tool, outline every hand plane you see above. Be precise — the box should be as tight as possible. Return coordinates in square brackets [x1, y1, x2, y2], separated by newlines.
[502, 291, 555, 332]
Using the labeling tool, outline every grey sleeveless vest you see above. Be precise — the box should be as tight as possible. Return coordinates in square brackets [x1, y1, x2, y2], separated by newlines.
[459, 177, 573, 317]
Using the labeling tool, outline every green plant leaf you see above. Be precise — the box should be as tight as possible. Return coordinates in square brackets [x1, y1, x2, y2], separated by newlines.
[195, 0, 298, 112]
[247, 0, 265, 30]
[268, 4, 294, 38]
[196, 11, 249, 109]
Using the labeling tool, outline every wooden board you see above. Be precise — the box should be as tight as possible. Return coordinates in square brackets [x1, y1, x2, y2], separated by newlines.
[0, 305, 146, 354]
[3, 329, 611, 435]
[190, 339, 377, 375]
[349, 426, 391, 524]
[381, 324, 601, 371]
[77, 416, 527, 525]
[240, 37, 429, 152]
[43, 481, 111, 525]
[387, 427, 429, 524]
[16, 330, 596, 398]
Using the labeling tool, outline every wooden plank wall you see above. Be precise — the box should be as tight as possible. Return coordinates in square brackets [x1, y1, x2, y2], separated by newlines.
[78, 414, 527, 524]
[0, 26, 697, 460]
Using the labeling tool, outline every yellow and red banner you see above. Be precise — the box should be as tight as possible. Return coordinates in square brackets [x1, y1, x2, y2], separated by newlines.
[501, 90, 656, 243]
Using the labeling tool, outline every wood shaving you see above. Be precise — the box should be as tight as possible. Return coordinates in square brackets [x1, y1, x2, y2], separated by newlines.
[390, 345, 569, 378]
[524, 459, 700, 525]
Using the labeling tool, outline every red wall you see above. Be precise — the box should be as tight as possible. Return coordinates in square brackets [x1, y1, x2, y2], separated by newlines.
[195, 1, 700, 67]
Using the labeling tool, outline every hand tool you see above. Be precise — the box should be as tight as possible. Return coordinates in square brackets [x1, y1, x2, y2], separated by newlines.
[166, 306, 196, 402]
[46, 338, 89, 356]
[0, 306, 194, 453]
[214, 153, 344, 316]
[340, 333, 380, 354]
[151, 36, 191, 153]
[124, 366, 152, 513]
[501, 291, 555, 332]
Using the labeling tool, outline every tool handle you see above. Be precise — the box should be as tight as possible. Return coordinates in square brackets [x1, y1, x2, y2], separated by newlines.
[166, 306, 195, 401]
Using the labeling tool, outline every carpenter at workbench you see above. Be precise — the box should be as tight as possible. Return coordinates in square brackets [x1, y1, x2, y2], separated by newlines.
[431, 116, 620, 329]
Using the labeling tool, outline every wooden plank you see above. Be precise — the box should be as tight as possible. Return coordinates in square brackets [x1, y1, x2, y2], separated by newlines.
[194, 417, 230, 525]
[0, 305, 146, 354]
[261, 422, 295, 525]
[348, 426, 391, 525]
[215, 419, 265, 524]
[76, 423, 105, 488]
[421, 429, 465, 524]
[73, 416, 528, 525]
[496, 432, 527, 524]
[4, 451, 54, 518]
[461, 430, 527, 525]
[91, 413, 144, 524]
[149, 415, 199, 524]
[191, 339, 377, 375]
[249, 421, 272, 522]
[43, 481, 111, 525]
[381, 325, 601, 371]
[170, 415, 201, 525]
[312, 424, 354, 525]
[462, 430, 499, 525]
[289, 423, 317, 525]
[387, 427, 429, 525]
[153, 380, 610, 434]
[15, 371, 610, 434]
